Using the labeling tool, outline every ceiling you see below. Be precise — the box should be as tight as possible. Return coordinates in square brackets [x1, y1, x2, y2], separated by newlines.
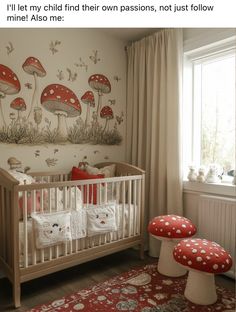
[101, 28, 160, 43]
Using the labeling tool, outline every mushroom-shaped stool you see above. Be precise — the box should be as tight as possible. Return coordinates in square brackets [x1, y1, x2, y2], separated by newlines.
[148, 215, 197, 277]
[173, 238, 232, 305]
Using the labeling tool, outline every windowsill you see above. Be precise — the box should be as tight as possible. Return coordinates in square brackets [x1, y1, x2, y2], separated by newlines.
[183, 180, 236, 197]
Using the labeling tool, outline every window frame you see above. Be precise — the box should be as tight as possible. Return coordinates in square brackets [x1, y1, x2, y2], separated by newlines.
[182, 36, 236, 191]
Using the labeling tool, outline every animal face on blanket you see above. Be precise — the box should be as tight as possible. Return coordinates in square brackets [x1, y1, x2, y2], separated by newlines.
[96, 212, 110, 225]
[32, 212, 72, 248]
[42, 222, 70, 240]
[87, 205, 118, 236]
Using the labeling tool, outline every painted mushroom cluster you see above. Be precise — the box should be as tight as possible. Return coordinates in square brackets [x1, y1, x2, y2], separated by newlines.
[0, 64, 21, 127]
[0, 57, 123, 145]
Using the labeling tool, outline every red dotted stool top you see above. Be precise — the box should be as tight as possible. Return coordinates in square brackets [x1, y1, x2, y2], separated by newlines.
[148, 215, 197, 239]
[173, 238, 232, 274]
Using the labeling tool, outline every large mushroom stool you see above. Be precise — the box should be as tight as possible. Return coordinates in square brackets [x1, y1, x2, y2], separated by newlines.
[148, 215, 197, 277]
[173, 238, 232, 305]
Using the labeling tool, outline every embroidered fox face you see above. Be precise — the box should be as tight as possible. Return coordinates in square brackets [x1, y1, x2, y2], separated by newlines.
[95, 212, 109, 225]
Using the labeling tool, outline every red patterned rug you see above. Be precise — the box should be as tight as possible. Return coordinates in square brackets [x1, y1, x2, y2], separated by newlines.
[29, 263, 235, 312]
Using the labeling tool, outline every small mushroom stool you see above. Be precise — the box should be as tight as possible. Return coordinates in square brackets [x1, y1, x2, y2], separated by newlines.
[148, 215, 197, 277]
[173, 238, 232, 305]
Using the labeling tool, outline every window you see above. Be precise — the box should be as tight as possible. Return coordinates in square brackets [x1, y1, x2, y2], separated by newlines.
[183, 37, 236, 182]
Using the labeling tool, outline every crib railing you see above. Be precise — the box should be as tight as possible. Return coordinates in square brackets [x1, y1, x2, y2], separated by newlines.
[17, 175, 143, 269]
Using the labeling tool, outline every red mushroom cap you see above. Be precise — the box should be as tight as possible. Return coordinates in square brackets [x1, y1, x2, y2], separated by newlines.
[10, 97, 26, 111]
[0, 64, 21, 95]
[81, 91, 95, 107]
[173, 238, 232, 274]
[41, 84, 81, 117]
[100, 106, 114, 120]
[88, 74, 111, 94]
[147, 215, 197, 239]
[22, 57, 46, 77]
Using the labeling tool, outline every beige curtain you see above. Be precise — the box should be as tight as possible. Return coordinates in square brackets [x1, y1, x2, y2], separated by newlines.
[126, 29, 183, 257]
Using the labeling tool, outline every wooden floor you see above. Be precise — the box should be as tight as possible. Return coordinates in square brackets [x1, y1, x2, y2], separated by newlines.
[0, 249, 235, 311]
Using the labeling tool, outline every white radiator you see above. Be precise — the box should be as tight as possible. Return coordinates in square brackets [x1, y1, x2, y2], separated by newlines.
[198, 195, 236, 279]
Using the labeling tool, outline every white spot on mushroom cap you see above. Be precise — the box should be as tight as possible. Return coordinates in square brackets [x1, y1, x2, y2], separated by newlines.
[50, 89, 54, 95]
[200, 250, 206, 254]
[192, 249, 197, 254]
[188, 261, 192, 265]
[176, 230, 181, 234]
[165, 222, 169, 226]
[196, 257, 202, 262]
[213, 264, 218, 270]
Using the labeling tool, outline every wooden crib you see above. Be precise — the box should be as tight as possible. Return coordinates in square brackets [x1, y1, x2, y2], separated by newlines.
[0, 162, 145, 308]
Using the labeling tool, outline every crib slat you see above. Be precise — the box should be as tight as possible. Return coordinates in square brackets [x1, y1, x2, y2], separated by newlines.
[55, 187, 59, 259]
[48, 188, 52, 261]
[0, 186, 6, 260]
[63, 186, 68, 256]
[122, 180, 126, 239]
[23, 191, 28, 268]
[137, 179, 141, 234]
[128, 180, 132, 237]
[31, 190, 37, 265]
[133, 180, 137, 236]
[40, 188, 45, 264]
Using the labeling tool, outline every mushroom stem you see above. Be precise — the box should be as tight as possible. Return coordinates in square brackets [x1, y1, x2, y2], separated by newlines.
[16, 111, 21, 123]
[96, 91, 102, 115]
[103, 118, 108, 132]
[85, 105, 90, 127]
[0, 97, 6, 128]
[27, 72, 38, 121]
[185, 270, 217, 305]
[55, 110, 68, 141]
[158, 239, 187, 277]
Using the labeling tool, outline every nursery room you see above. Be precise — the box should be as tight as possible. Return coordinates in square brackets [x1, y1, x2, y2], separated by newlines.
[0, 28, 235, 311]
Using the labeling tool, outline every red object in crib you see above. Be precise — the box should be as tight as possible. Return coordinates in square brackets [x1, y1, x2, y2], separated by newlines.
[18, 191, 41, 218]
[71, 167, 104, 204]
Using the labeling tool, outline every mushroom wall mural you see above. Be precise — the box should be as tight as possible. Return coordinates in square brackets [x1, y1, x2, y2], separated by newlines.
[0, 64, 21, 128]
[81, 90, 95, 127]
[10, 97, 26, 123]
[88, 74, 111, 115]
[0, 29, 125, 153]
[0, 28, 126, 172]
[100, 106, 114, 132]
[22, 57, 46, 122]
[41, 84, 82, 141]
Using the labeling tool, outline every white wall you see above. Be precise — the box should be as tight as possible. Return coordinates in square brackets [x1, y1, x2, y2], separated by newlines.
[0, 28, 127, 172]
